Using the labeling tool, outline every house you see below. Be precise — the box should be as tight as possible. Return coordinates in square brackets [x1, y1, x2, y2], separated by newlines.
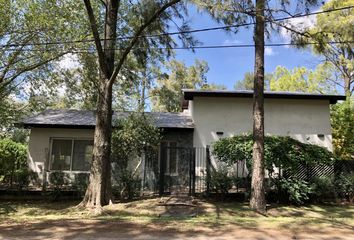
[19, 90, 345, 194]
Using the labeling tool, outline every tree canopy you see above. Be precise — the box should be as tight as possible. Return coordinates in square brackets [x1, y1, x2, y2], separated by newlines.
[296, 0, 354, 95]
[269, 64, 337, 94]
[150, 59, 225, 112]
[234, 71, 272, 90]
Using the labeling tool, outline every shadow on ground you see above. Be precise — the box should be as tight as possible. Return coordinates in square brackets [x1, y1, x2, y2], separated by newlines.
[0, 198, 353, 239]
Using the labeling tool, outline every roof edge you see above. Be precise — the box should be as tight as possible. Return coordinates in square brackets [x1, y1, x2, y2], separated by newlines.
[183, 89, 346, 104]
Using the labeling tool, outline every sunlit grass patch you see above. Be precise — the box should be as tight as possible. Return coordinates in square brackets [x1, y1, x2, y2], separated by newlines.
[1, 199, 353, 230]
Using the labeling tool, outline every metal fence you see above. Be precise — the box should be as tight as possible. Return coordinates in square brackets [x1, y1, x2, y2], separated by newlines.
[2, 142, 353, 199]
[284, 160, 354, 181]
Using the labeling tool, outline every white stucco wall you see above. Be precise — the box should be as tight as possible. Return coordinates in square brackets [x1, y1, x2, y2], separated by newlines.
[190, 97, 333, 151]
[28, 128, 94, 179]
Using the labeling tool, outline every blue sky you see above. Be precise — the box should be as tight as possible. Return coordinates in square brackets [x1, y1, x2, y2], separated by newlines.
[172, 4, 323, 89]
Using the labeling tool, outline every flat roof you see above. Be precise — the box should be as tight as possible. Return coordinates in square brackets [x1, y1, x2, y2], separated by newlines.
[19, 109, 194, 129]
[183, 89, 346, 104]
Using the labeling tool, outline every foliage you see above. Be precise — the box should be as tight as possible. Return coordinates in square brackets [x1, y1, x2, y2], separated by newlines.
[334, 173, 354, 201]
[49, 172, 69, 200]
[310, 176, 336, 201]
[269, 64, 336, 94]
[73, 173, 89, 196]
[111, 113, 161, 168]
[0, 0, 91, 109]
[212, 134, 336, 175]
[14, 168, 37, 190]
[0, 0, 97, 133]
[0, 138, 28, 184]
[209, 164, 233, 197]
[49, 172, 67, 188]
[295, 0, 354, 95]
[150, 59, 210, 112]
[331, 99, 354, 160]
[234, 71, 272, 90]
[112, 168, 141, 200]
[279, 178, 312, 205]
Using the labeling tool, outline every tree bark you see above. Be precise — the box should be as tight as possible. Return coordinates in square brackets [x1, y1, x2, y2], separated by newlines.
[80, 0, 119, 209]
[80, 0, 181, 209]
[80, 81, 113, 208]
[344, 75, 351, 96]
[250, 0, 266, 213]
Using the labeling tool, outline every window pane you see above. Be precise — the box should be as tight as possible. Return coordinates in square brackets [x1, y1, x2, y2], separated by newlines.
[51, 139, 72, 170]
[72, 140, 93, 171]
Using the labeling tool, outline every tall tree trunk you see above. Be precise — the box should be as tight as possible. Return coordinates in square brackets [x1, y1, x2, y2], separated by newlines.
[80, 0, 118, 209]
[81, 82, 113, 208]
[250, 0, 266, 213]
[80, 0, 181, 209]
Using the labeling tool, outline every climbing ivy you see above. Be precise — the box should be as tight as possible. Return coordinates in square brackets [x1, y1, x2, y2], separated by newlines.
[212, 134, 336, 175]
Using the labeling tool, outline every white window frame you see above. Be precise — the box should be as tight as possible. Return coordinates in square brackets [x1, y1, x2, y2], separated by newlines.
[49, 137, 93, 173]
[160, 141, 178, 176]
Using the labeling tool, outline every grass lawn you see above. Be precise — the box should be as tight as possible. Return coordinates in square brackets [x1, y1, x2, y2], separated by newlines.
[0, 198, 353, 239]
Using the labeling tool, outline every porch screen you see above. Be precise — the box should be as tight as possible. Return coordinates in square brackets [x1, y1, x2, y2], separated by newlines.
[169, 142, 177, 174]
[162, 141, 178, 175]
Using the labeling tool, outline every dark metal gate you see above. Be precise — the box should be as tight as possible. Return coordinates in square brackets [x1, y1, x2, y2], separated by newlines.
[159, 146, 195, 196]
[142, 146, 208, 196]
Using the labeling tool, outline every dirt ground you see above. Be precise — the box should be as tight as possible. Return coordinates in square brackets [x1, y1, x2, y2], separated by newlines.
[1, 197, 353, 240]
[1, 219, 353, 240]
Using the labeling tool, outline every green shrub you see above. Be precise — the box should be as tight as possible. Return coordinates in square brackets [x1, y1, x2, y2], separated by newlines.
[212, 134, 337, 204]
[209, 164, 233, 197]
[14, 168, 36, 190]
[73, 173, 89, 196]
[111, 113, 161, 168]
[334, 173, 354, 202]
[49, 172, 69, 200]
[231, 175, 251, 192]
[112, 168, 141, 200]
[310, 176, 335, 201]
[49, 172, 67, 187]
[212, 134, 336, 175]
[331, 99, 354, 160]
[279, 178, 312, 205]
[0, 138, 28, 185]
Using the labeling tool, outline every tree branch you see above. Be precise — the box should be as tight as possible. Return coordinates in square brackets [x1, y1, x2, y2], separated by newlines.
[83, 0, 108, 77]
[108, 0, 182, 87]
[99, 0, 107, 8]
[0, 51, 70, 95]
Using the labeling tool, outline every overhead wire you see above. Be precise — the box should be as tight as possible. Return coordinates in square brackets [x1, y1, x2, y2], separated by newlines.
[0, 5, 353, 49]
[2, 41, 353, 53]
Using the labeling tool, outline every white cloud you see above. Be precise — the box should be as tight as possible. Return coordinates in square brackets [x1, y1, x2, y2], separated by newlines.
[222, 38, 242, 45]
[57, 53, 80, 70]
[279, 14, 317, 42]
[265, 47, 276, 56]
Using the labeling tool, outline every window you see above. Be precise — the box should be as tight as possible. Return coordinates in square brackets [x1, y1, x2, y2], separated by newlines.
[72, 140, 93, 171]
[161, 141, 178, 175]
[50, 139, 93, 171]
[51, 139, 72, 171]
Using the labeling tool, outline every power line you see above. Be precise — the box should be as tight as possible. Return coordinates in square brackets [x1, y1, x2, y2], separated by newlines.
[2, 41, 353, 53]
[0, 5, 353, 49]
